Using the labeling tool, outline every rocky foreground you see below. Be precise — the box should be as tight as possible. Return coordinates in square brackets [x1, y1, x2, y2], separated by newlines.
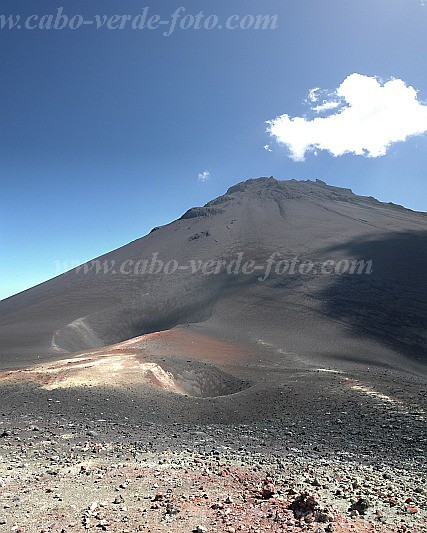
[1, 402, 426, 533]
[1, 326, 426, 532]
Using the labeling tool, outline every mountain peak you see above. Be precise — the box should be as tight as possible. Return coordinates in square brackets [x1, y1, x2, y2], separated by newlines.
[202, 177, 356, 208]
[185, 177, 422, 222]
[225, 176, 353, 197]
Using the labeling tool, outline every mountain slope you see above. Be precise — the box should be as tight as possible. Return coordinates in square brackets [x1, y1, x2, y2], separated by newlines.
[1, 177, 426, 370]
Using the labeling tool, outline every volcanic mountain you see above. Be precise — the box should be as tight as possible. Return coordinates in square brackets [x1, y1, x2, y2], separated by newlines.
[0, 177, 426, 379]
[2, 178, 427, 533]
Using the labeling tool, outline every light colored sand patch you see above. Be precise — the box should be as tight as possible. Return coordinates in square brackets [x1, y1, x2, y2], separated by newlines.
[51, 317, 103, 352]
[42, 358, 112, 373]
[41, 357, 181, 392]
[51, 335, 67, 353]
[257, 339, 274, 347]
[350, 384, 425, 420]
[257, 339, 307, 367]
[351, 384, 396, 404]
[0, 352, 184, 394]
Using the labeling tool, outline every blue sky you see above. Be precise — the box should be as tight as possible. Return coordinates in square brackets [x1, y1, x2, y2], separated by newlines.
[1, 0, 427, 300]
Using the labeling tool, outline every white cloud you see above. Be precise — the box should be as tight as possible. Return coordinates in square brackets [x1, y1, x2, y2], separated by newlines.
[197, 170, 210, 182]
[263, 144, 272, 152]
[267, 73, 427, 161]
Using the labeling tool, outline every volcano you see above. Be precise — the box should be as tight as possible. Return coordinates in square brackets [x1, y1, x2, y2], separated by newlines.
[1, 177, 426, 376]
[1, 177, 427, 533]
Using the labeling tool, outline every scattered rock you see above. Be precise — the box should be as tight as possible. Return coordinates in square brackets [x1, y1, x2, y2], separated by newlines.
[289, 493, 318, 519]
[261, 478, 276, 500]
[349, 497, 370, 515]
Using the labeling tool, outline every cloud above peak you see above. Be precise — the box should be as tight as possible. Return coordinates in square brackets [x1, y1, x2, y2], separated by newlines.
[197, 170, 210, 182]
[267, 73, 427, 161]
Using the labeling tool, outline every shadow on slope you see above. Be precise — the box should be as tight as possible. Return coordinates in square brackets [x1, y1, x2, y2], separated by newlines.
[52, 270, 263, 354]
[316, 231, 427, 361]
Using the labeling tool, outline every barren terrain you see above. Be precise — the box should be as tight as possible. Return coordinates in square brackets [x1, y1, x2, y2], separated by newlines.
[1, 179, 426, 531]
